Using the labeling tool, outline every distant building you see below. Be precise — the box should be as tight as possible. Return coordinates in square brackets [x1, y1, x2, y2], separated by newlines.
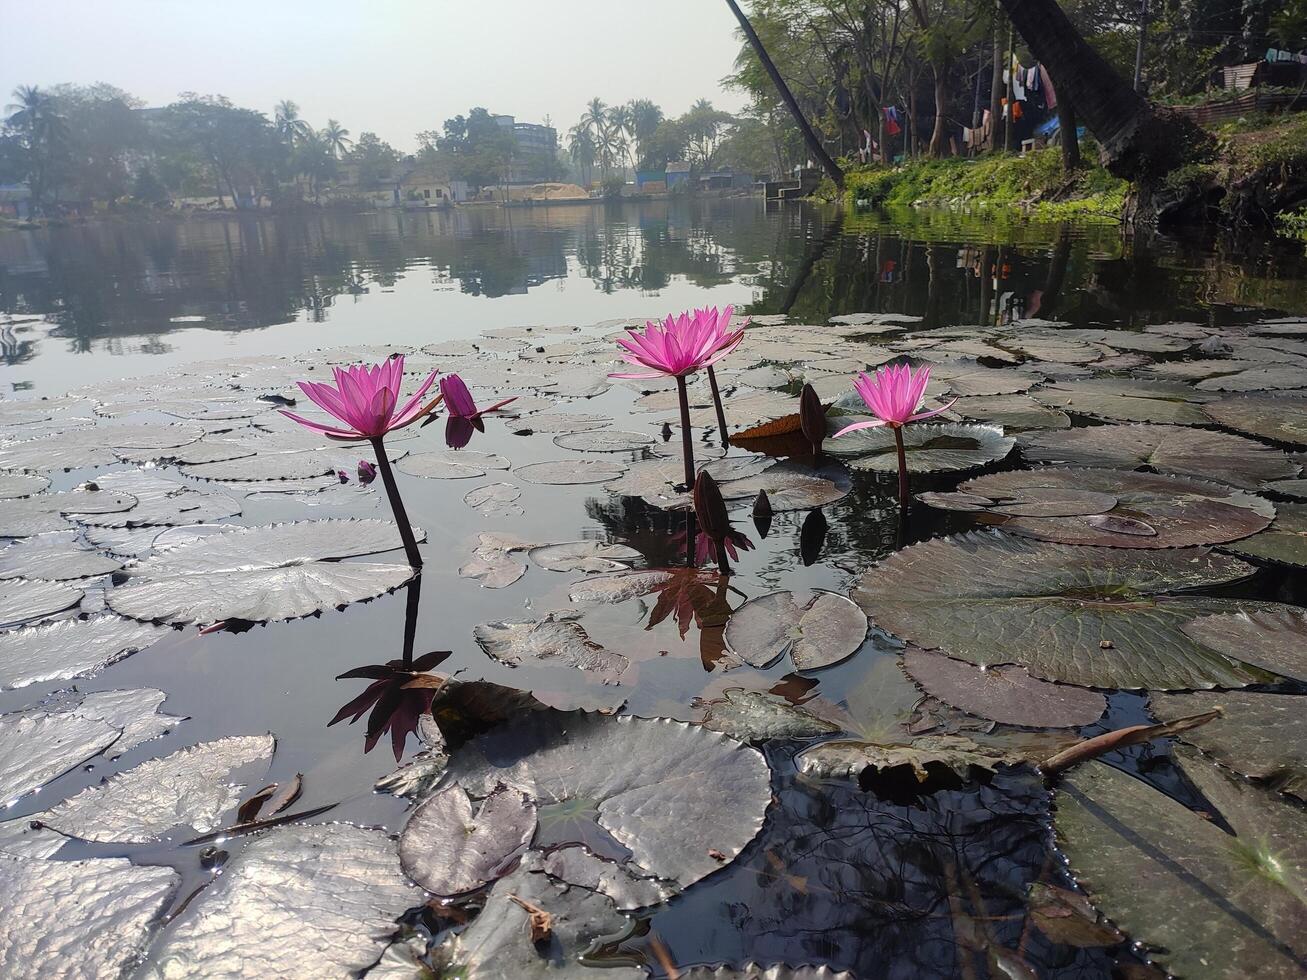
[492, 114, 559, 183]
[0, 184, 32, 219]
[397, 168, 453, 208]
[635, 170, 667, 192]
[665, 161, 691, 189]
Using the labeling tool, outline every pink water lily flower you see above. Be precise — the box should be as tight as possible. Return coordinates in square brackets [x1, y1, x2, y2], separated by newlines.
[609, 305, 746, 380]
[439, 373, 518, 419]
[832, 363, 956, 436]
[281, 355, 441, 440]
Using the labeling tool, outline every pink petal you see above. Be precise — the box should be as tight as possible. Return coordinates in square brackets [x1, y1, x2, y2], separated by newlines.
[907, 397, 959, 422]
[279, 409, 361, 439]
[832, 418, 889, 437]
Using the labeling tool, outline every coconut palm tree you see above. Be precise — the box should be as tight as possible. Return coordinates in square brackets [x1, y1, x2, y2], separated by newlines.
[567, 125, 597, 187]
[320, 119, 352, 159]
[627, 99, 664, 170]
[6, 85, 66, 213]
[608, 104, 636, 174]
[274, 99, 312, 144]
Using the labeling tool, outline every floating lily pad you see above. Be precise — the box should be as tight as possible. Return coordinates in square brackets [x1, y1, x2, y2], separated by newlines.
[932, 364, 1042, 397]
[902, 648, 1105, 728]
[463, 483, 523, 517]
[942, 468, 1273, 548]
[0, 531, 121, 580]
[853, 531, 1270, 689]
[1020, 424, 1299, 489]
[1221, 502, 1307, 567]
[0, 578, 82, 627]
[1055, 754, 1307, 978]
[528, 541, 641, 573]
[474, 615, 630, 679]
[724, 591, 867, 671]
[398, 450, 511, 480]
[1196, 363, 1307, 392]
[0, 854, 177, 977]
[0, 616, 170, 691]
[433, 865, 642, 979]
[554, 430, 655, 452]
[459, 553, 528, 589]
[68, 470, 241, 528]
[510, 412, 612, 435]
[1181, 607, 1307, 681]
[604, 457, 769, 509]
[108, 519, 419, 625]
[950, 393, 1071, 432]
[541, 845, 676, 910]
[516, 459, 628, 485]
[0, 424, 202, 471]
[0, 473, 49, 499]
[445, 711, 771, 906]
[699, 689, 842, 743]
[1030, 378, 1214, 425]
[1202, 392, 1307, 447]
[798, 733, 1016, 782]
[825, 421, 1014, 474]
[182, 452, 338, 482]
[0, 705, 120, 803]
[151, 823, 419, 977]
[72, 688, 181, 756]
[919, 486, 1119, 518]
[399, 784, 536, 896]
[0, 488, 138, 537]
[1153, 690, 1307, 801]
[38, 734, 274, 842]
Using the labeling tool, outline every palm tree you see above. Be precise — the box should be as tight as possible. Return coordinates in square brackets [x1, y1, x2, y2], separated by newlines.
[627, 99, 664, 170]
[274, 99, 312, 144]
[320, 119, 352, 159]
[6, 85, 66, 213]
[608, 104, 636, 174]
[567, 125, 597, 187]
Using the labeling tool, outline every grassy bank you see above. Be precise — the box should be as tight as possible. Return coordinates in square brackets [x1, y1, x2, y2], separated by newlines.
[830, 149, 1128, 221]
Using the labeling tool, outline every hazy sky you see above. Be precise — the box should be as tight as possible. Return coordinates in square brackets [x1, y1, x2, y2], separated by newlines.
[1, 0, 750, 151]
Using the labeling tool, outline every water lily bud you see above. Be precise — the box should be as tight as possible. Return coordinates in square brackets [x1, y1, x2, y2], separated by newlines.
[692, 471, 730, 541]
[753, 490, 773, 517]
[337, 469, 350, 484]
[799, 383, 825, 451]
[357, 460, 377, 484]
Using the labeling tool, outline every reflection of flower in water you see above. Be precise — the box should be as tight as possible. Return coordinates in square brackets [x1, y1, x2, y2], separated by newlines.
[330, 650, 450, 761]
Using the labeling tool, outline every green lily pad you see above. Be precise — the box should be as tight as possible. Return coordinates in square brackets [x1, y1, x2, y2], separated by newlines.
[825, 420, 1014, 474]
[398, 784, 536, 896]
[853, 531, 1271, 689]
[473, 614, 630, 680]
[1221, 502, 1307, 567]
[1020, 424, 1300, 489]
[950, 394, 1072, 432]
[698, 689, 842, 743]
[0, 531, 123, 581]
[1055, 753, 1307, 978]
[1031, 378, 1214, 425]
[1181, 607, 1307, 681]
[1203, 393, 1307, 447]
[724, 591, 867, 670]
[940, 468, 1274, 549]
[1152, 690, 1307, 802]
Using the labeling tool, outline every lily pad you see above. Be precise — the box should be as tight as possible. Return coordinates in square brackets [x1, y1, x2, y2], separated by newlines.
[950, 393, 1072, 432]
[825, 420, 1014, 474]
[399, 784, 536, 896]
[0, 487, 138, 537]
[150, 823, 420, 977]
[1195, 363, 1307, 392]
[38, 734, 274, 842]
[1203, 393, 1307, 447]
[1152, 690, 1307, 801]
[398, 450, 511, 480]
[1221, 502, 1307, 567]
[724, 591, 867, 671]
[698, 689, 842, 743]
[1055, 754, 1307, 978]
[1181, 607, 1307, 681]
[1031, 378, 1214, 425]
[107, 519, 419, 625]
[0, 578, 82, 627]
[464, 483, 523, 517]
[0, 854, 177, 977]
[554, 430, 655, 452]
[1020, 424, 1299, 489]
[445, 711, 771, 906]
[510, 412, 612, 435]
[0, 705, 121, 803]
[941, 468, 1274, 549]
[853, 531, 1271, 689]
[0, 531, 123, 581]
[474, 615, 630, 679]
[0, 473, 49, 499]
[68, 470, 241, 528]
[0, 616, 170, 690]
[528, 541, 641, 574]
[541, 845, 676, 910]
[516, 459, 628, 485]
[798, 733, 1017, 782]
[902, 648, 1106, 727]
[0, 424, 202, 471]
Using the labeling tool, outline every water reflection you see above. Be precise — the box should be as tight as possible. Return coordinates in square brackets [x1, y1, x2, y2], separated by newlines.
[5, 201, 1307, 375]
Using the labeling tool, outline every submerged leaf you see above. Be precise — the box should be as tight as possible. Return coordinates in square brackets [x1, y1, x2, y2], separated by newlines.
[473, 615, 630, 680]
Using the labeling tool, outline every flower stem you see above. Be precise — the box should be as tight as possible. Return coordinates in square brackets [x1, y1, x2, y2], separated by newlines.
[706, 365, 730, 449]
[675, 375, 696, 490]
[400, 575, 421, 667]
[714, 539, 731, 576]
[893, 425, 910, 513]
[370, 437, 423, 569]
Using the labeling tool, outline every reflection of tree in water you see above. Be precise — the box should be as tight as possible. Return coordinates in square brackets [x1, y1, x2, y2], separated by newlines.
[618, 751, 1128, 978]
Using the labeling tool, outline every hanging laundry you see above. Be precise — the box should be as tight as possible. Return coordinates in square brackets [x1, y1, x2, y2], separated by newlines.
[884, 106, 902, 136]
[1040, 65, 1058, 110]
[1012, 69, 1026, 101]
[1026, 66, 1040, 93]
[1267, 48, 1279, 63]
[880, 260, 897, 284]
[1011, 101, 1023, 120]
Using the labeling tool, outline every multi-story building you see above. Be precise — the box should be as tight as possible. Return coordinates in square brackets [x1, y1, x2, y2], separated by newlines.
[493, 115, 559, 183]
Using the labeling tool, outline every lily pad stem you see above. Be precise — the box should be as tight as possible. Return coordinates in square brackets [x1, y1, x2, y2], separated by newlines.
[675, 375, 696, 489]
[706, 365, 730, 449]
[894, 425, 910, 512]
[369, 437, 423, 569]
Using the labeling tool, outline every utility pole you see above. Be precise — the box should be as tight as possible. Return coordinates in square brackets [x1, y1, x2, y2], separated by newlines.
[1003, 21, 1014, 152]
[1133, 0, 1149, 92]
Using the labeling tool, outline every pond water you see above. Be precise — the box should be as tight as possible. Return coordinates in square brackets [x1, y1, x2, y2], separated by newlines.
[0, 202, 1304, 979]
